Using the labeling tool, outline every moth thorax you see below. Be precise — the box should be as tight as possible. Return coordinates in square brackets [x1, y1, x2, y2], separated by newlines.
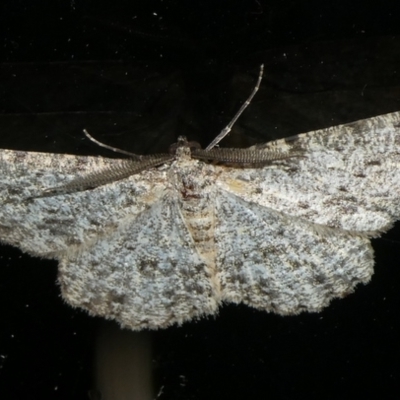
[175, 146, 192, 159]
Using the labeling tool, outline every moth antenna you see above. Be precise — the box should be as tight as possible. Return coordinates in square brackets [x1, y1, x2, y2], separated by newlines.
[205, 64, 264, 151]
[83, 129, 142, 160]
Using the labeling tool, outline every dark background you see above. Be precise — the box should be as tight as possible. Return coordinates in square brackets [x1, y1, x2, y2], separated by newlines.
[1, 1, 400, 399]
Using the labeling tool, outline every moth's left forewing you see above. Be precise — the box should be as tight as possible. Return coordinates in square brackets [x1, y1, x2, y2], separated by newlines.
[0, 150, 121, 195]
[216, 111, 400, 235]
[0, 150, 167, 257]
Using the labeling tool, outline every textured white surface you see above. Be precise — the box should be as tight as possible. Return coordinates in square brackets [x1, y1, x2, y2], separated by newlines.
[1, 111, 400, 330]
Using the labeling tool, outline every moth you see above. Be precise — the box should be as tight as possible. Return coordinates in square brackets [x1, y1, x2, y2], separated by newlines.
[1, 65, 400, 330]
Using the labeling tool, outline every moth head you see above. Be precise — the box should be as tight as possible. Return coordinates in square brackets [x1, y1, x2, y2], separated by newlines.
[169, 136, 202, 158]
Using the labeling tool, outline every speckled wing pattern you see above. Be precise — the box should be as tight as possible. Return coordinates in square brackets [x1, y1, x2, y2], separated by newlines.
[0, 111, 399, 330]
